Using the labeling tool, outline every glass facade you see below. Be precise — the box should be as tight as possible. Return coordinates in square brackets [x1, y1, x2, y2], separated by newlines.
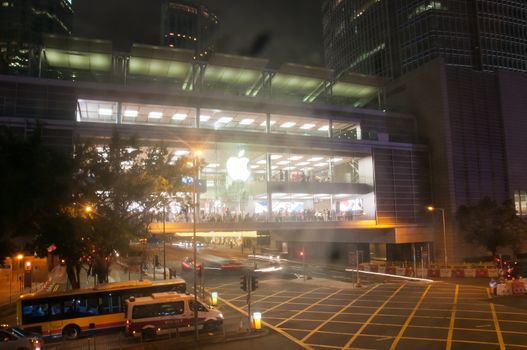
[322, 0, 527, 77]
[166, 145, 375, 224]
[79, 98, 378, 225]
[514, 190, 527, 217]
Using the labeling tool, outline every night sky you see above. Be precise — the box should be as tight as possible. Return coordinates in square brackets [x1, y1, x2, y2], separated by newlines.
[73, 0, 324, 68]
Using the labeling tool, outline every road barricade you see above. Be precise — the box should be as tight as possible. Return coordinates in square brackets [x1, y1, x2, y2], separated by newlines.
[427, 268, 440, 278]
[464, 268, 476, 277]
[497, 283, 513, 296]
[487, 268, 499, 278]
[396, 267, 407, 276]
[385, 266, 396, 275]
[512, 279, 526, 295]
[452, 267, 465, 278]
[440, 268, 452, 278]
[475, 267, 489, 278]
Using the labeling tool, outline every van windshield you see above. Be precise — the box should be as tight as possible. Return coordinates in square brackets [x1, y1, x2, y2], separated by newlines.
[189, 300, 208, 312]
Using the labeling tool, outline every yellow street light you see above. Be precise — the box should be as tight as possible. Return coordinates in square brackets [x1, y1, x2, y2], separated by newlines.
[16, 254, 24, 261]
[85, 205, 93, 213]
[211, 292, 218, 306]
[426, 205, 448, 266]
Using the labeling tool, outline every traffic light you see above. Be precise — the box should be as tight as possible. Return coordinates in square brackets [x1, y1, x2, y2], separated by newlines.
[240, 275, 247, 291]
[251, 276, 258, 291]
[299, 250, 304, 257]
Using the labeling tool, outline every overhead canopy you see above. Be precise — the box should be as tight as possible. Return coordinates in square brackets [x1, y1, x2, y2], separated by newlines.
[42, 35, 113, 71]
[329, 72, 385, 107]
[271, 64, 333, 101]
[128, 44, 194, 80]
[202, 54, 268, 94]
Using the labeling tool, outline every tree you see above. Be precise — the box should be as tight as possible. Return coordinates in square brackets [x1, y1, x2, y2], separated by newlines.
[0, 125, 72, 257]
[457, 197, 522, 256]
[69, 131, 191, 284]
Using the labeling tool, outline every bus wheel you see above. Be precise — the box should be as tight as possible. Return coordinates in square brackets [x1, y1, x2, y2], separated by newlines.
[62, 325, 81, 340]
[142, 328, 156, 341]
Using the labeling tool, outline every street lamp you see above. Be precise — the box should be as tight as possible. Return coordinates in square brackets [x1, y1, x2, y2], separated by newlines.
[163, 203, 167, 280]
[16, 254, 23, 293]
[427, 206, 447, 266]
[192, 149, 202, 340]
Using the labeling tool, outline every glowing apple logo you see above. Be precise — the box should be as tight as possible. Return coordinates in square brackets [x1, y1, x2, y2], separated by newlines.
[226, 150, 251, 182]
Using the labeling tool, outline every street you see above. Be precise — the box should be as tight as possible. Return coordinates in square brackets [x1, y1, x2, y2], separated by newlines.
[2, 244, 527, 350]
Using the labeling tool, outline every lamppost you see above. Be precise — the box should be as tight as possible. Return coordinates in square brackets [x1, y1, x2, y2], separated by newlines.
[192, 150, 202, 341]
[16, 254, 23, 293]
[427, 206, 447, 266]
[163, 203, 167, 280]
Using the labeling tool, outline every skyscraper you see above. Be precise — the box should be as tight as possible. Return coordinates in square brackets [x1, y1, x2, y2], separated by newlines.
[322, 0, 527, 78]
[0, 0, 73, 74]
[160, 1, 218, 59]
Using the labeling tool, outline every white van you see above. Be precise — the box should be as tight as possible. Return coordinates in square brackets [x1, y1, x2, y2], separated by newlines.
[124, 292, 223, 339]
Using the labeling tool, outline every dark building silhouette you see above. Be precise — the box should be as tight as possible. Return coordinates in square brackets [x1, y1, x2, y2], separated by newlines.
[0, 0, 73, 74]
[160, 1, 218, 59]
[322, 0, 527, 78]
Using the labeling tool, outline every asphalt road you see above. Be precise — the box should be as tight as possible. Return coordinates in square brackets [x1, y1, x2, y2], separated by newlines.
[207, 276, 527, 350]
[4, 245, 527, 350]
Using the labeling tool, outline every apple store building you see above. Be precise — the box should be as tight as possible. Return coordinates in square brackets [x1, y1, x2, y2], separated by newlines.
[0, 39, 435, 262]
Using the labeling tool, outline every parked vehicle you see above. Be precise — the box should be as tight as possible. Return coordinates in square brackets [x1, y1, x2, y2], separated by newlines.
[0, 324, 41, 350]
[125, 292, 223, 340]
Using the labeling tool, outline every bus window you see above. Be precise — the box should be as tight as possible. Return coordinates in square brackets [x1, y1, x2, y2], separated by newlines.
[75, 296, 99, 315]
[110, 294, 122, 313]
[64, 299, 75, 315]
[98, 295, 111, 314]
[22, 302, 49, 323]
[51, 302, 62, 316]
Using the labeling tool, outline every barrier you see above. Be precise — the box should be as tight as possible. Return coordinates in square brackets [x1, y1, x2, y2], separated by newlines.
[396, 267, 407, 276]
[385, 266, 396, 275]
[464, 268, 476, 278]
[452, 267, 465, 278]
[351, 264, 513, 280]
[475, 267, 489, 278]
[440, 268, 452, 278]
[497, 283, 513, 296]
[512, 280, 526, 295]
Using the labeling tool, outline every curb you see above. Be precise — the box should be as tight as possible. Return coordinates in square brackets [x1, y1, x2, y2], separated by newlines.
[117, 328, 269, 349]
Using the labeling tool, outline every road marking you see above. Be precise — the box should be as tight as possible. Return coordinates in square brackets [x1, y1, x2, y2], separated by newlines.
[388, 284, 432, 350]
[300, 284, 381, 342]
[475, 324, 492, 328]
[275, 289, 344, 328]
[252, 290, 290, 304]
[260, 287, 326, 314]
[376, 336, 393, 341]
[219, 295, 315, 350]
[487, 288, 506, 350]
[228, 294, 248, 302]
[446, 284, 459, 350]
[343, 283, 407, 350]
[208, 281, 238, 289]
